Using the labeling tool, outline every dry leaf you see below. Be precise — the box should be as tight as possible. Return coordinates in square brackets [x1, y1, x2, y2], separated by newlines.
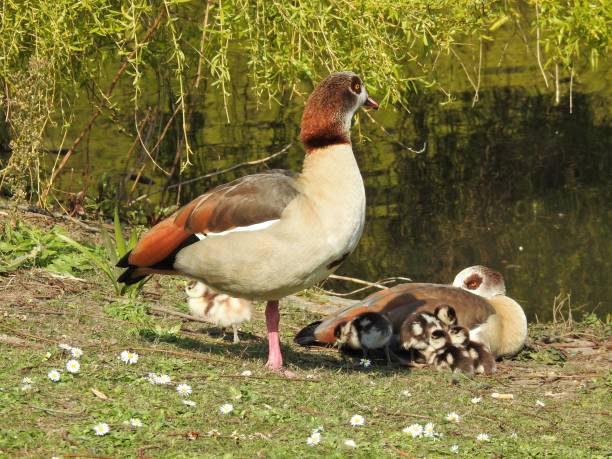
[91, 388, 109, 400]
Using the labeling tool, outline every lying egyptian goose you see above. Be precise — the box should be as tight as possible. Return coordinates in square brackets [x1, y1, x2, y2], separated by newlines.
[294, 266, 527, 358]
[117, 72, 378, 371]
[185, 281, 252, 343]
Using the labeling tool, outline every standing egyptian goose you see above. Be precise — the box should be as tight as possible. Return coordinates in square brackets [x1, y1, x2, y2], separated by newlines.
[295, 266, 527, 358]
[117, 72, 379, 371]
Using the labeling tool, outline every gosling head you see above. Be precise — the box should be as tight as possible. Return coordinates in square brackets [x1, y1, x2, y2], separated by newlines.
[434, 304, 458, 328]
[448, 326, 470, 346]
[428, 329, 450, 351]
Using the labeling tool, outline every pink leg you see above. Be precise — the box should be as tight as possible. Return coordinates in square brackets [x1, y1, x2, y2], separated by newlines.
[265, 300, 283, 369]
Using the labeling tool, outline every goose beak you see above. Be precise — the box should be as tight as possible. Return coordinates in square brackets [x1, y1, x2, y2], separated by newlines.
[364, 95, 379, 110]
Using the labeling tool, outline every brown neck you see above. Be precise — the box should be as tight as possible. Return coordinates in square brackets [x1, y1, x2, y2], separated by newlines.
[300, 121, 350, 152]
[299, 93, 352, 153]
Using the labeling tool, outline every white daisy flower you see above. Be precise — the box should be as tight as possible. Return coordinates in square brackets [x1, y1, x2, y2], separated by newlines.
[350, 414, 365, 426]
[240, 370, 252, 377]
[66, 359, 80, 374]
[156, 374, 171, 384]
[59, 343, 72, 351]
[476, 433, 490, 442]
[400, 390, 412, 397]
[22, 377, 33, 385]
[21, 384, 33, 392]
[119, 350, 139, 364]
[93, 422, 110, 436]
[220, 403, 234, 414]
[445, 412, 461, 423]
[70, 347, 83, 359]
[176, 383, 192, 397]
[423, 422, 436, 437]
[306, 431, 321, 446]
[182, 400, 197, 407]
[536, 400, 546, 407]
[47, 370, 61, 382]
[359, 358, 371, 368]
[471, 396, 482, 404]
[344, 439, 357, 448]
[450, 444, 459, 453]
[403, 423, 423, 438]
[129, 418, 143, 428]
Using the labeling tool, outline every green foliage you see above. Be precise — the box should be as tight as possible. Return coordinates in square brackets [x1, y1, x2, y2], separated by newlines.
[104, 298, 149, 323]
[0, 0, 609, 205]
[56, 209, 146, 296]
[534, 0, 610, 70]
[0, 221, 93, 276]
[139, 323, 182, 342]
[516, 346, 567, 365]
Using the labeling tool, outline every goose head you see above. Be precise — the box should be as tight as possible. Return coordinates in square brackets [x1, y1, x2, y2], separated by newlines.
[452, 265, 506, 299]
[300, 72, 378, 151]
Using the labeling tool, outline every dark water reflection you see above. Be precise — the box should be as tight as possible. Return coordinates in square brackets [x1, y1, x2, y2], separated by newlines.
[172, 87, 610, 321]
[32, 47, 611, 321]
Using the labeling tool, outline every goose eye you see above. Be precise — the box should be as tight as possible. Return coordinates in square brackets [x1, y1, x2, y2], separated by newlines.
[352, 82, 361, 93]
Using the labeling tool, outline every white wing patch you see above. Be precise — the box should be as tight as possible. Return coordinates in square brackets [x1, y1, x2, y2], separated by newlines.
[195, 219, 279, 241]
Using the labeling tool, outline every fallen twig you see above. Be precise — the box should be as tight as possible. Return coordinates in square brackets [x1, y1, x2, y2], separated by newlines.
[215, 374, 320, 383]
[131, 143, 293, 203]
[31, 405, 86, 417]
[148, 306, 210, 324]
[0, 324, 59, 345]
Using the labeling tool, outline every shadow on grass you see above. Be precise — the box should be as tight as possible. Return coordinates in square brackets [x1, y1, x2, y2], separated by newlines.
[137, 325, 410, 374]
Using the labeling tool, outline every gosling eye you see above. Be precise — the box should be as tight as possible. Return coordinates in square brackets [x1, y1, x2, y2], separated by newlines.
[350, 76, 362, 94]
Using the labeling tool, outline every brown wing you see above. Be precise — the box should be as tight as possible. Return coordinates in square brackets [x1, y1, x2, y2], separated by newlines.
[121, 170, 299, 269]
[311, 283, 496, 344]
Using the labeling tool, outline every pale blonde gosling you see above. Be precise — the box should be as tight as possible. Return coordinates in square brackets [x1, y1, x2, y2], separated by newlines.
[186, 281, 252, 343]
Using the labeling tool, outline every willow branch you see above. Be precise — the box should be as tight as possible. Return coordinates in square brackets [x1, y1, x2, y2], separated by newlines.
[43, 9, 166, 200]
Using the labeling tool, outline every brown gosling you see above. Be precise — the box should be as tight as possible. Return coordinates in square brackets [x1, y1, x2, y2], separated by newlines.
[448, 325, 496, 375]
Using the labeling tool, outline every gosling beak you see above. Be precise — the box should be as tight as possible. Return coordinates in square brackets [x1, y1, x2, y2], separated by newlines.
[363, 95, 379, 110]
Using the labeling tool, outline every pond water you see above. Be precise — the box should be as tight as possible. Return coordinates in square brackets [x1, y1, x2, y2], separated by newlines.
[37, 30, 612, 321]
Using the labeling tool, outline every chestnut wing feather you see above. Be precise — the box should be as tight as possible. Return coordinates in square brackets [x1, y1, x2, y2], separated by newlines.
[310, 283, 496, 344]
[124, 170, 299, 268]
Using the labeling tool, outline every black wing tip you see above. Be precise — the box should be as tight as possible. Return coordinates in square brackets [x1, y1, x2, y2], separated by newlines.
[116, 267, 147, 285]
[116, 250, 132, 268]
[294, 320, 323, 346]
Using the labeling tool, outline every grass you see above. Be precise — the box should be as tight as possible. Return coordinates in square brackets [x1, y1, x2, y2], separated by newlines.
[0, 213, 611, 458]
